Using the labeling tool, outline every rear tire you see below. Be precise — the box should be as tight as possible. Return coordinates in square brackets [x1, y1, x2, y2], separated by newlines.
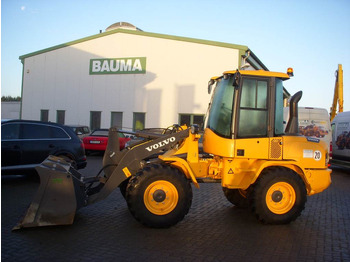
[126, 164, 192, 228]
[250, 167, 307, 224]
[222, 188, 249, 208]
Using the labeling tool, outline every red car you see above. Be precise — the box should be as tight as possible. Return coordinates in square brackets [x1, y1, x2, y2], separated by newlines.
[83, 129, 130, 154]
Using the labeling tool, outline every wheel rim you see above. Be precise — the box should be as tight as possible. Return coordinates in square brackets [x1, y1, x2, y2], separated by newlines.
[144, 180, 179, 215]
[266, 182, 296, 214]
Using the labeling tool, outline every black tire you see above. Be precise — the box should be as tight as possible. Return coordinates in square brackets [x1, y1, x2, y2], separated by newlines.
[119, 178, 129, 199]
[222, 188, 249, 208]
[250, 167, 307, 224]
[126, 164, 192, 228]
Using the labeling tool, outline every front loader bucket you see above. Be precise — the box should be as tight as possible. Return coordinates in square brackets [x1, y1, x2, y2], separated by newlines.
[13, 156, 87, 230]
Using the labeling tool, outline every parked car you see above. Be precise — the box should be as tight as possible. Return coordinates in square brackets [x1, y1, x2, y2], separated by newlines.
[331, 111, 350, 162]
[68, 125, 91, 139]
[83, 129, 130, 154]
[1, 119, 87, 171]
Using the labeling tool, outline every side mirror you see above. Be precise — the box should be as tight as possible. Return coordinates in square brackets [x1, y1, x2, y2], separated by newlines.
[208, 79, 215, 94]
[232, 71, 241, 88]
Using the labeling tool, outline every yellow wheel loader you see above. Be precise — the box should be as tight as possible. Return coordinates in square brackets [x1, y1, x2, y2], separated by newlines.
[14, 69, 331, 229]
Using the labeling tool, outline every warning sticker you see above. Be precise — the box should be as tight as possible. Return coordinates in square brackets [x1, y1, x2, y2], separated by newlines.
[303, 149, 313, 158]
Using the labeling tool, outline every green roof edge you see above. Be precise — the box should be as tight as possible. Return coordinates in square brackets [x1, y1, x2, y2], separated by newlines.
[19, 29, 249, 61]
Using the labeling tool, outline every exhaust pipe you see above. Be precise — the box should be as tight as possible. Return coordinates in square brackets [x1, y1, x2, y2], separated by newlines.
[285, 91, 302, 135]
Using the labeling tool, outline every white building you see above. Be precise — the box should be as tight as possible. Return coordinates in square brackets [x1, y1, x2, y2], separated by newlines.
[1, 101, 21, 119]
[20, 22, 269, 130]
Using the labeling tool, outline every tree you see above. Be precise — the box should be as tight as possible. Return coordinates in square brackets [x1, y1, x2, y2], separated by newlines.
[1, 96, 21, 102]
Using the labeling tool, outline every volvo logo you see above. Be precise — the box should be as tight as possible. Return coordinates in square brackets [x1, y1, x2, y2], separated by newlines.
[145, 137, 176, 152]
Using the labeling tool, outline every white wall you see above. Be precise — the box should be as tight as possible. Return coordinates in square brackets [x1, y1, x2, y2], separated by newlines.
[21, 32, 240, 129]
[1, 102, 21, 119]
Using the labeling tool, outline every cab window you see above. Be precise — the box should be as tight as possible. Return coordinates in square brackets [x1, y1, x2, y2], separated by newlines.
[237, 78, 268, 138]
[206, 77, 235, 138]
[275, 79, 284, 135]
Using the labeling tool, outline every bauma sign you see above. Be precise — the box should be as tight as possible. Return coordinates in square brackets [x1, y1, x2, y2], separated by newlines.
[90, 57, 146, 74]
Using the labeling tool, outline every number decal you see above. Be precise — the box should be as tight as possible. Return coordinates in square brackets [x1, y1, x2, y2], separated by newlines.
[314, 151, 321, 161]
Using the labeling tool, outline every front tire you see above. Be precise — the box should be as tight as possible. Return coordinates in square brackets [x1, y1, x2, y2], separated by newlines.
[119, 178, 130, 199]
[126, 164, 192, 228]
[250, 167, 307, 224]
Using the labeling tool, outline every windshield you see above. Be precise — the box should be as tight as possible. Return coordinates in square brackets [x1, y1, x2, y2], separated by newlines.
[206, 76, 235, 137]
[91, 130, 109, 136]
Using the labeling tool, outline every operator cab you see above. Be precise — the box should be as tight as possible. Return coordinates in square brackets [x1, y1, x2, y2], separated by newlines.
[204, 69, 292, 157]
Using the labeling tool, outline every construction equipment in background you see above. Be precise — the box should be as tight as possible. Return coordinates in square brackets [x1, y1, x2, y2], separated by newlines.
[330, 64, 343, 121]
[14, 68, 332, 230]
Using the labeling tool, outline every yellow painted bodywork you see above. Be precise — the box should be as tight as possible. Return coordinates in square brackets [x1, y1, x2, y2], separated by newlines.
[158, 69, 331, 197]
[160, 128, 331, 196]
[202, 128, 235, 157]
[159, 131, 203, 188]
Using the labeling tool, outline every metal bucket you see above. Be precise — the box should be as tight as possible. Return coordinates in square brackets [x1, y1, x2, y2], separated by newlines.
[13, 156, 87, 230]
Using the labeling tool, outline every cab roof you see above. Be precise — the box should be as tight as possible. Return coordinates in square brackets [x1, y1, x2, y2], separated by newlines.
[223, 69, 290, 80]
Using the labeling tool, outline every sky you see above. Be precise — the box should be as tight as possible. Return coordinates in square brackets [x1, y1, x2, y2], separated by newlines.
[1, 0, 350, 111]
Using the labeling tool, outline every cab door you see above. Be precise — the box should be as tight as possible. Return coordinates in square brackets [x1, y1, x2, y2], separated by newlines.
[234, 77, 272, 159]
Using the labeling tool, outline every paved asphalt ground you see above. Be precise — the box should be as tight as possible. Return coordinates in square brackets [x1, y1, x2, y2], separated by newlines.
[2, 155, 350, 262]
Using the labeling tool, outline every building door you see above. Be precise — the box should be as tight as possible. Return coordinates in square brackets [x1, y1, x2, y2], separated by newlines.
[40, 110, 49, 122]
[56, 110, 65, 124]
[111, 112, 123, 129]
[133, 112, 145, 131]
[90, 111, 101, 131]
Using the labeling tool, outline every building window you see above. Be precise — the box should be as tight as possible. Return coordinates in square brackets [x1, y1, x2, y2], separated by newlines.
[56, 110, 65, 125]
[179, 114, 204, 129]
[111, 112, 123, 129]
[133, 112, 145, 131]
[90, 111, 101, 131]
[193, 115, 204, 127]
[179, 114, 191, 126]
[41, 110, 49, 122]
